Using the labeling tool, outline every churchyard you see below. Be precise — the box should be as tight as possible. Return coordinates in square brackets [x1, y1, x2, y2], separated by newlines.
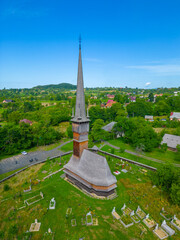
[0, 154, 180, 240]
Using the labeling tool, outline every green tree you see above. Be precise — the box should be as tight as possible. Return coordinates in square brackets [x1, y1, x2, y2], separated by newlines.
[127, 100, 153, 117]
[91, 119, 109, 142]
[148, 92, 154, 102]
[154, 101, 171, 116]
[67, 124, 73, 138]
[170, 182, 180, 205]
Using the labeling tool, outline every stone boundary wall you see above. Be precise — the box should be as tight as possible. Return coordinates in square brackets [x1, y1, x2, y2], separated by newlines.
[89, 148, 157, 171]
[0, 151, 72, 183]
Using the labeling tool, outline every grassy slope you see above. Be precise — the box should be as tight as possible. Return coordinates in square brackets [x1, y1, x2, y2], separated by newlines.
[108, 139, 179, 164]
[0, 155, 180, 240]
[60, 141, 73, 152]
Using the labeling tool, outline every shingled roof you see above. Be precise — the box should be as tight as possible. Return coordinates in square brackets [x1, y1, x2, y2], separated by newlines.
[161, 134, 180, 149]
[64, 149, 117, 188]
[102, 122, 117, 132]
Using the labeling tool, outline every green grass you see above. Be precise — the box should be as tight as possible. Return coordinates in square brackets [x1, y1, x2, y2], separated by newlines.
[0, 167, 25, 181]
[60, 141, 73, 152]
[0, 152, 180, 240]
[107, 139, 179, 164]
[101, 145, 162, 169]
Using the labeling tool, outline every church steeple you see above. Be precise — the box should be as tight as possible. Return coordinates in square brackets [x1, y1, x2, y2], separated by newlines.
[71, 38, 89, 158]
[72, 36, 88, 122]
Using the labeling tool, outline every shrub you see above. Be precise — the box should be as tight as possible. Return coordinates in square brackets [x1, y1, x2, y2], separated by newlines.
[9, 224, 18, 235]
[4, 184, 10, 191]
[119, 145, 125, 153]
[111, 148, 115, 154]
[160, 143, 167, 152]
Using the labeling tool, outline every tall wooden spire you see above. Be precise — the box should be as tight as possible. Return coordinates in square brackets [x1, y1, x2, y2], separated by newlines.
[72, 38, 89, 158]
[72, 36, 88, 122]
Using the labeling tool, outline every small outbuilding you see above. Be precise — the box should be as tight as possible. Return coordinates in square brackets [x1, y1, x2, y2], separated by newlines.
[161, 134, 180, 151]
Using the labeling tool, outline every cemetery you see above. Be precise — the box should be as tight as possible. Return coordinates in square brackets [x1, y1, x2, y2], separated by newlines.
[0, 154, 180, 239]
[143, 214, 156, 228]
[171, 215, 180, 231]
[29, 219, 41, 232]
[153, 224, 169, 240]
[49, 198, 56, 209]
[160, 208, 172, 220]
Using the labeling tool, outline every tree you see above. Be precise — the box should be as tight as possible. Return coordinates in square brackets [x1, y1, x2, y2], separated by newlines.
[67, 124, 73, 138]
[152, 163, 180, 205]
[170, 182, 180, 205]
[113, 117, 159, 151]
[154, 101, 171, 116]
[148, 92, 154, 102]
[160, 143, 168, 152]
[8, 111, 21, 124]
[91, 119, 109, 142]
[174, 144, 180, 161]
[127, 100, 153, 117]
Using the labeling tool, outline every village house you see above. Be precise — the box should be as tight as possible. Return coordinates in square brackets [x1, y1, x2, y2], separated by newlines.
[170, 112, 180, 121]
[129, 96, 136, 102]
[3, 99, 13, 103]
[145, 115, 154, 121]
[19, 119, 33, 125]
[107, 94, 115, 99]
[161, 134, 180, 151]
[105, 100, 116, 108]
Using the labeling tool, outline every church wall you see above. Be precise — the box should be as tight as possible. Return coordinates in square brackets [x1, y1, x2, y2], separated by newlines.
[66, 174, 115, 197]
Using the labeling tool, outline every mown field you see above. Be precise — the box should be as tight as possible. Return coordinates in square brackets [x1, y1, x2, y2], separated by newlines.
[0, 153, 180, 240]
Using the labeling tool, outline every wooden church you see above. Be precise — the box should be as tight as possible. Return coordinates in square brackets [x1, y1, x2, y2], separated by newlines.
[64, 39, 117, 197]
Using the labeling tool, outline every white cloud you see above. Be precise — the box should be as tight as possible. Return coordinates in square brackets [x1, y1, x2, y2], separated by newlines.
[145, 82, 151, 86]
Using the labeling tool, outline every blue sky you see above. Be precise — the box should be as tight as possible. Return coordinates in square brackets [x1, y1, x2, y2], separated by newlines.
[0, 0, 180, 89]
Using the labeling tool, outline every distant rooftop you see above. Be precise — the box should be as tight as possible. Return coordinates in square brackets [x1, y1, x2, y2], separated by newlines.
[102, 122, 117, 132]
[161, 134, 180, 149]
[170, 112, 180, 119]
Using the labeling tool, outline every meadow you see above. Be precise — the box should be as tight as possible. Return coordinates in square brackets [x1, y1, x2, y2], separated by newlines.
[0, 154, 180, 240]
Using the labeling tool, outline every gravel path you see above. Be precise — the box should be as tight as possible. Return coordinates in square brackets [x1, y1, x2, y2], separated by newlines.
[99, 141, 180, 167]
[0, 140, 73, 175]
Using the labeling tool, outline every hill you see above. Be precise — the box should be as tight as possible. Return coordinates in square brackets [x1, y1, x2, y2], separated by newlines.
[33, 83, 76, 90]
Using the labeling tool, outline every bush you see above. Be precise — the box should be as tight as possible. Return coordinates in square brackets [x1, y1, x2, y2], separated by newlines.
[0, 231, 4, 238]
[151, 163, 180, 205]
[9, 224, 18, 235]
[119, 145, 125, 153]
[174, 144, 180, 161]
[4, 184, 10, 191]
[111, 148, 115, 154]
[170, 182, 180, 205]
[160, 143, 167, 152]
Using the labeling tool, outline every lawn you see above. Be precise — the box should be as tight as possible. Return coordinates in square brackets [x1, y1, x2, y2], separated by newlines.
[101, 145, 162, 169]
[0, 152, 180, 240]
[0, 167, 25, 181]
[107, 139, 179, 164]
[54, 121, 70, 134]
[60, 141, 73, 152]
